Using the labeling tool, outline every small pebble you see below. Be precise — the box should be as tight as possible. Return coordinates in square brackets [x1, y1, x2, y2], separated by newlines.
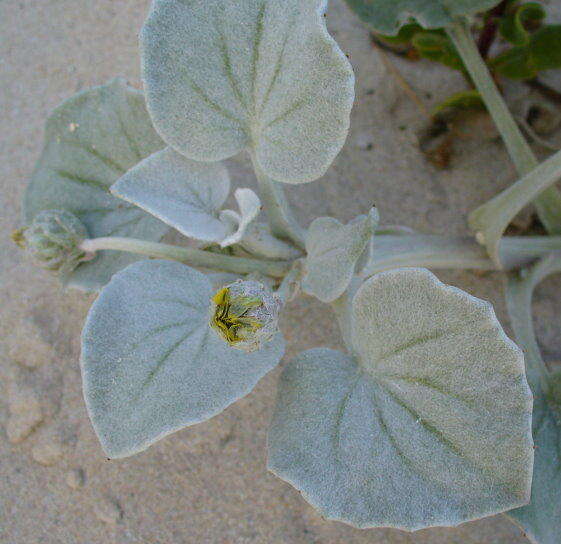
[5, 380, 43, 443]
[65, 468, 85, 489]
[6, 411, 43, 444]
[8, 319, 55, 368]
[94, 497, 122, 524]
[32, 440, 62, 466]
[8, 381, 41, 415]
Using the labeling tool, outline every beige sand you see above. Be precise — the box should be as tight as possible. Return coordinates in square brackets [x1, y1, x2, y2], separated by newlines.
[1, 1, 559, 542]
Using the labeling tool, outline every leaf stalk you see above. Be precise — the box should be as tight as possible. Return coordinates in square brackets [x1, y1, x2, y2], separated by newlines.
[447, 18, 561, 237]
[80, 237, 291, 278]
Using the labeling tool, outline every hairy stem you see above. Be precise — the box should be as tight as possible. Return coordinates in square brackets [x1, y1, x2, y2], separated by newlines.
[469, 148, 561, 263]
[80, 237, 291, 278]
[448, 18, 561, 235]
[506, 253, 561, 393]
[360, 234, 561, 278]
[251, 157, 306, 250]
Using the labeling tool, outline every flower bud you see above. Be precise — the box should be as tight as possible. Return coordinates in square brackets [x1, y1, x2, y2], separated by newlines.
[12, 210, 89, 274]
[210, 280, 281, 352]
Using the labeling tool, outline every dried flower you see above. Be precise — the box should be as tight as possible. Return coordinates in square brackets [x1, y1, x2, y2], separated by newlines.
[210, 280, 281, 352]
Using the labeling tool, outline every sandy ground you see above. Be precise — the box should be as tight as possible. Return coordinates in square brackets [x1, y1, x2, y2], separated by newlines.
[1, 1, 560, 543]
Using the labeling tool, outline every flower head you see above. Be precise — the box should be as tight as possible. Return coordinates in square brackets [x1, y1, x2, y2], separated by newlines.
[210, 280, 281, 352]
[12, 210, 89, 274]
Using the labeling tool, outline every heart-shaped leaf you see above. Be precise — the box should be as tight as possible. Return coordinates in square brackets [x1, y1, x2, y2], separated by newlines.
[81, 259, 285, 458]
[23, 78, 168, 291]
[505, 255, 561, 544]
[112, 147, 231, 243]
[140, 0, 354, 184]
[343, 0, 502, 35]
[302, 208, 378, 303]
[268, 268, 533, 530]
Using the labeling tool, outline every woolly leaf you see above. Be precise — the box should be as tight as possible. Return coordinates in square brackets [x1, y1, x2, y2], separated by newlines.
[140, 0, 354, 184]
[23, 78, 168, 291]
[81, 259, 285, 458]
[112, 147, 231, 243]
[343, 0, 502, 35]
[268, 268, 533, 530]
[302, 208, 378, 303]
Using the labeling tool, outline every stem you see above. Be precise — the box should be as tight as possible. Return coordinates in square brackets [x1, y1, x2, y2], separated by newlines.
[80, 237, 291, 278]
[360, 234, 561, 278]
[506, 253, 561, 394]
[251, 157, 306, 250]
[447, 18, 561, 235]
[469, 148, 561, 264]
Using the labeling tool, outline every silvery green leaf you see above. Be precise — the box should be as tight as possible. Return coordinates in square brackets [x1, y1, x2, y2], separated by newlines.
[302, 208, 378, 303]
[23, 78, 168, 291]
[276, 259, 305, 303]
[140, 0, 355, 184]
[505, 255, 561, 544]
[219, 188, 261, 247]
[343, 0, 502, 35]
[111, 147, 231, 243]
[81, 259, 285, 458]
[329, 275, 363, 352]
[268, 268, 533, 530]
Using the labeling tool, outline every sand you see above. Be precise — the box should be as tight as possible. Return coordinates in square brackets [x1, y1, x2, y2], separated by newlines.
[1, 1, 560, 543]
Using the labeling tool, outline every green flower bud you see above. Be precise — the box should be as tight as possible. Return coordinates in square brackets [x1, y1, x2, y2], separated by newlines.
[210, 280, 281, 352]
[12, 210, 90, 274]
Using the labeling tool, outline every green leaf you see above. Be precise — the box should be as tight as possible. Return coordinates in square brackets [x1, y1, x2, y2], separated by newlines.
[412, 31, 464, 71]
[494, 25, 561, 80]
[23, 78, 168, 291]
[505, 255, 561, 544]
[302, 208, 378, 303]
[432, 89, 485, 117]
[376, 22, 423, 45]
[111, 147, 231, 243]
[492, 45, 535, 79]
[140, 0, 354, 184]
[81, 259, 285, 458]
[529, 25, 561, 70]
[499, 2, 545, 46]
[343, 0, 502, 35]
[268, 268, 533, 530]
